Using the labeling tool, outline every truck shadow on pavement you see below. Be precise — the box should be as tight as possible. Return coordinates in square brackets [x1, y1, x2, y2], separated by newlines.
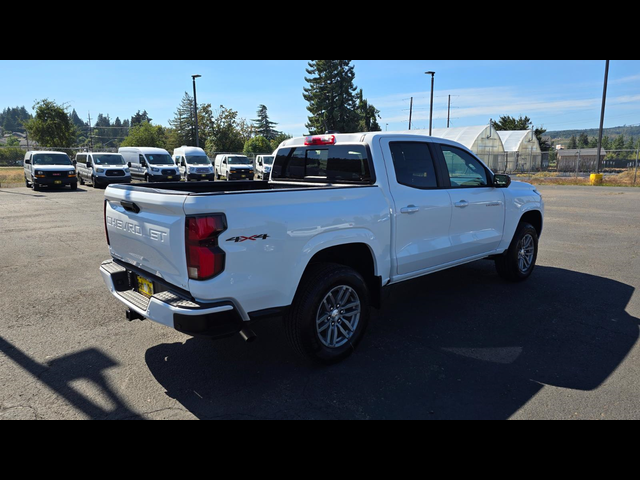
[145, 262, 639, 420]
[0, 338, 143, 420]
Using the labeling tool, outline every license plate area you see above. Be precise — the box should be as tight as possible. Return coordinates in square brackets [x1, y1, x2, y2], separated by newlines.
[136, 275, 154, 298]
[54, 180, 62, 184]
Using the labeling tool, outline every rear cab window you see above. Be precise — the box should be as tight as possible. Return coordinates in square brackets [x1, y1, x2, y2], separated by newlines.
[272, 144, 373, 184]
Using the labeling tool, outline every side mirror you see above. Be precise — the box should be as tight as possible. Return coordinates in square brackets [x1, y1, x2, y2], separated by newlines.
[25, 159, 31, 165]
[493, 174, 511, 188]
[127, 162, 132, 168]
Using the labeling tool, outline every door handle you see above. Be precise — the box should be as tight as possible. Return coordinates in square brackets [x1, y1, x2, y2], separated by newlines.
[454, 200, 469, 208]
[400, 205, 420, 214]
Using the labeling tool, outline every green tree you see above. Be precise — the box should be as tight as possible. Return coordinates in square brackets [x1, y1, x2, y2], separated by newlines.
[303, 60, 359, 134]
[356, 89, 381, 132]
[169, 92, 198, 146]
[244, 136, 272, 155]
[577, 132, 589, 148]
[120, 121, 166, 148]
[252, 105, 280, 140]
[204, 106, 244, 153]
[131, 110, 152, 127]
[568, 135, 578, 149]
[270, 132, 292, 151]
[24, 99, 76, 148]
[0, 106, 31, 133]
[493, 115, 532, 131]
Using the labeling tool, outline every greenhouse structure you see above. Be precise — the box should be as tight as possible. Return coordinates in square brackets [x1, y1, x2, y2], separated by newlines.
[497, 130, 543, 173]
[427, 124, 506, 172]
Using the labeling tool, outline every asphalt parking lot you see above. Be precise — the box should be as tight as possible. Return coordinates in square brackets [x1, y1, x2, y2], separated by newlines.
[1, 183, 639, 419]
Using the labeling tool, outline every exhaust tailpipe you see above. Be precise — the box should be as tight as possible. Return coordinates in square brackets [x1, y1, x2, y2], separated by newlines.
[239, 327, 257, 343]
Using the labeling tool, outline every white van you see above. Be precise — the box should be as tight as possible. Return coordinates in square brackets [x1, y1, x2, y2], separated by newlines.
[23, 150, 77, 191]
[213, 154, 254, 180]
[119, 147, 179, 182]
[254, 154, 275, 180]
[172, 146, 214, 181]
[75, 152, 131, 188]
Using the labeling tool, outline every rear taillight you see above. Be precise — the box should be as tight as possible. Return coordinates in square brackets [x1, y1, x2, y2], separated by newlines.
[186, 215, 227, 280]
[104, 200, 110, 245]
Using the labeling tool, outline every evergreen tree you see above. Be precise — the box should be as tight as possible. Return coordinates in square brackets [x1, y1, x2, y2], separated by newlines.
[577, 132, 589, 148]
[1, 106, 32, 133]
[131, 110, 152, 127]
[356, 89, 381, 132]
[169, 92, 197, 146]
[493, 115, 532, 130]
[252, 105, 280, 140]
[303, 60, 359, 134]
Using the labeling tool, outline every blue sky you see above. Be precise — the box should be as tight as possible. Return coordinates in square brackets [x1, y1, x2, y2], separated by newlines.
[2, 60, 639, 136]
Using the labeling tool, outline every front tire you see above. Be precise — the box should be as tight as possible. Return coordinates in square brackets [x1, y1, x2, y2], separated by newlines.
[495, 222, 538, 282]
[284, 263, 370, 364]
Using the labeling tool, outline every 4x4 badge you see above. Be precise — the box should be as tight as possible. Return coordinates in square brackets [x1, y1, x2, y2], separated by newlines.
[226, 234, 269, 243]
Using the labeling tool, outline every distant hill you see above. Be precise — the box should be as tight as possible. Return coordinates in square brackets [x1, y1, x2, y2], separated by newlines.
[546, 125, 640, 141]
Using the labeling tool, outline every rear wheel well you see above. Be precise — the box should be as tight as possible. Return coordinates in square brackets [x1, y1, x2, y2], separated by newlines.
[305, 243, 382, 308]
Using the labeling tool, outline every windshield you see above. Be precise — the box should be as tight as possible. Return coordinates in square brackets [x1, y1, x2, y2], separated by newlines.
[263, 156, 274, 165]
[145, 153, 174, 165]
[186, 155, 211, 165]
[93, 154, 126, 166]
[32, 153, 73, 166]
[228, 156, 251, 165]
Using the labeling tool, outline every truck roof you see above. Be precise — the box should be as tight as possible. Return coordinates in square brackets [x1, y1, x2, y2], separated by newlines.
[278, 131, 476, 155]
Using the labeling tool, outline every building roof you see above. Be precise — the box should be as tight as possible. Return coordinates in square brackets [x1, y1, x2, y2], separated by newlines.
[557, 148, 607, 157]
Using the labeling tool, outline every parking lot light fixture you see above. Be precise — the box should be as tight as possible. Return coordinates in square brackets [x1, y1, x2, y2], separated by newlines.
[425, 71, 435, 136]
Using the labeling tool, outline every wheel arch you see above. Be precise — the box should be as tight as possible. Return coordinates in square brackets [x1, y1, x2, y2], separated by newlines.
[520, 209, 543, 237]
[301, 242, 383, 309]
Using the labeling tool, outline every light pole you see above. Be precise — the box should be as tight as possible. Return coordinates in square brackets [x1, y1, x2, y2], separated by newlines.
[425, 71, 435, 135]
[191, 74, 201, 147]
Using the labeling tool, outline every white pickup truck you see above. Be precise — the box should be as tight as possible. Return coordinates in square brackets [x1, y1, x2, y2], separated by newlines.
[100, 132, 543, 364]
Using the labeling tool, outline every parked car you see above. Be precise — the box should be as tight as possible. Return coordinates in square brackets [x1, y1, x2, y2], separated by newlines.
[75, 152, 131, 188]
[101, 132, 543, 364]
[172, 146, 214, 181]
[24, 150, 77, 191]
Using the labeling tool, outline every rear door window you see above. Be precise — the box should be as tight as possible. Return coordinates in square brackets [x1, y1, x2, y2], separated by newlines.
[389, 141, 438, 189]
[272, 145, 373, 184]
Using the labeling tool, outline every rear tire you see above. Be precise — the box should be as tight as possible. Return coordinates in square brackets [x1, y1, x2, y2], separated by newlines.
[284, 263, 370, 364]
[495, 222, 538, 282]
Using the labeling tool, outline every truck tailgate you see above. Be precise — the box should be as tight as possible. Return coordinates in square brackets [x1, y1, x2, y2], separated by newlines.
[104, 187, 190, 290]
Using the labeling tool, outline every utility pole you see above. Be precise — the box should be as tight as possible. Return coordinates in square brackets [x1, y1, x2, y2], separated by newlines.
[88, 112, 93, 150]
[447, 95, 451, 128]
[596, 60, 609, 174]
[408, 97, 413, 130]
